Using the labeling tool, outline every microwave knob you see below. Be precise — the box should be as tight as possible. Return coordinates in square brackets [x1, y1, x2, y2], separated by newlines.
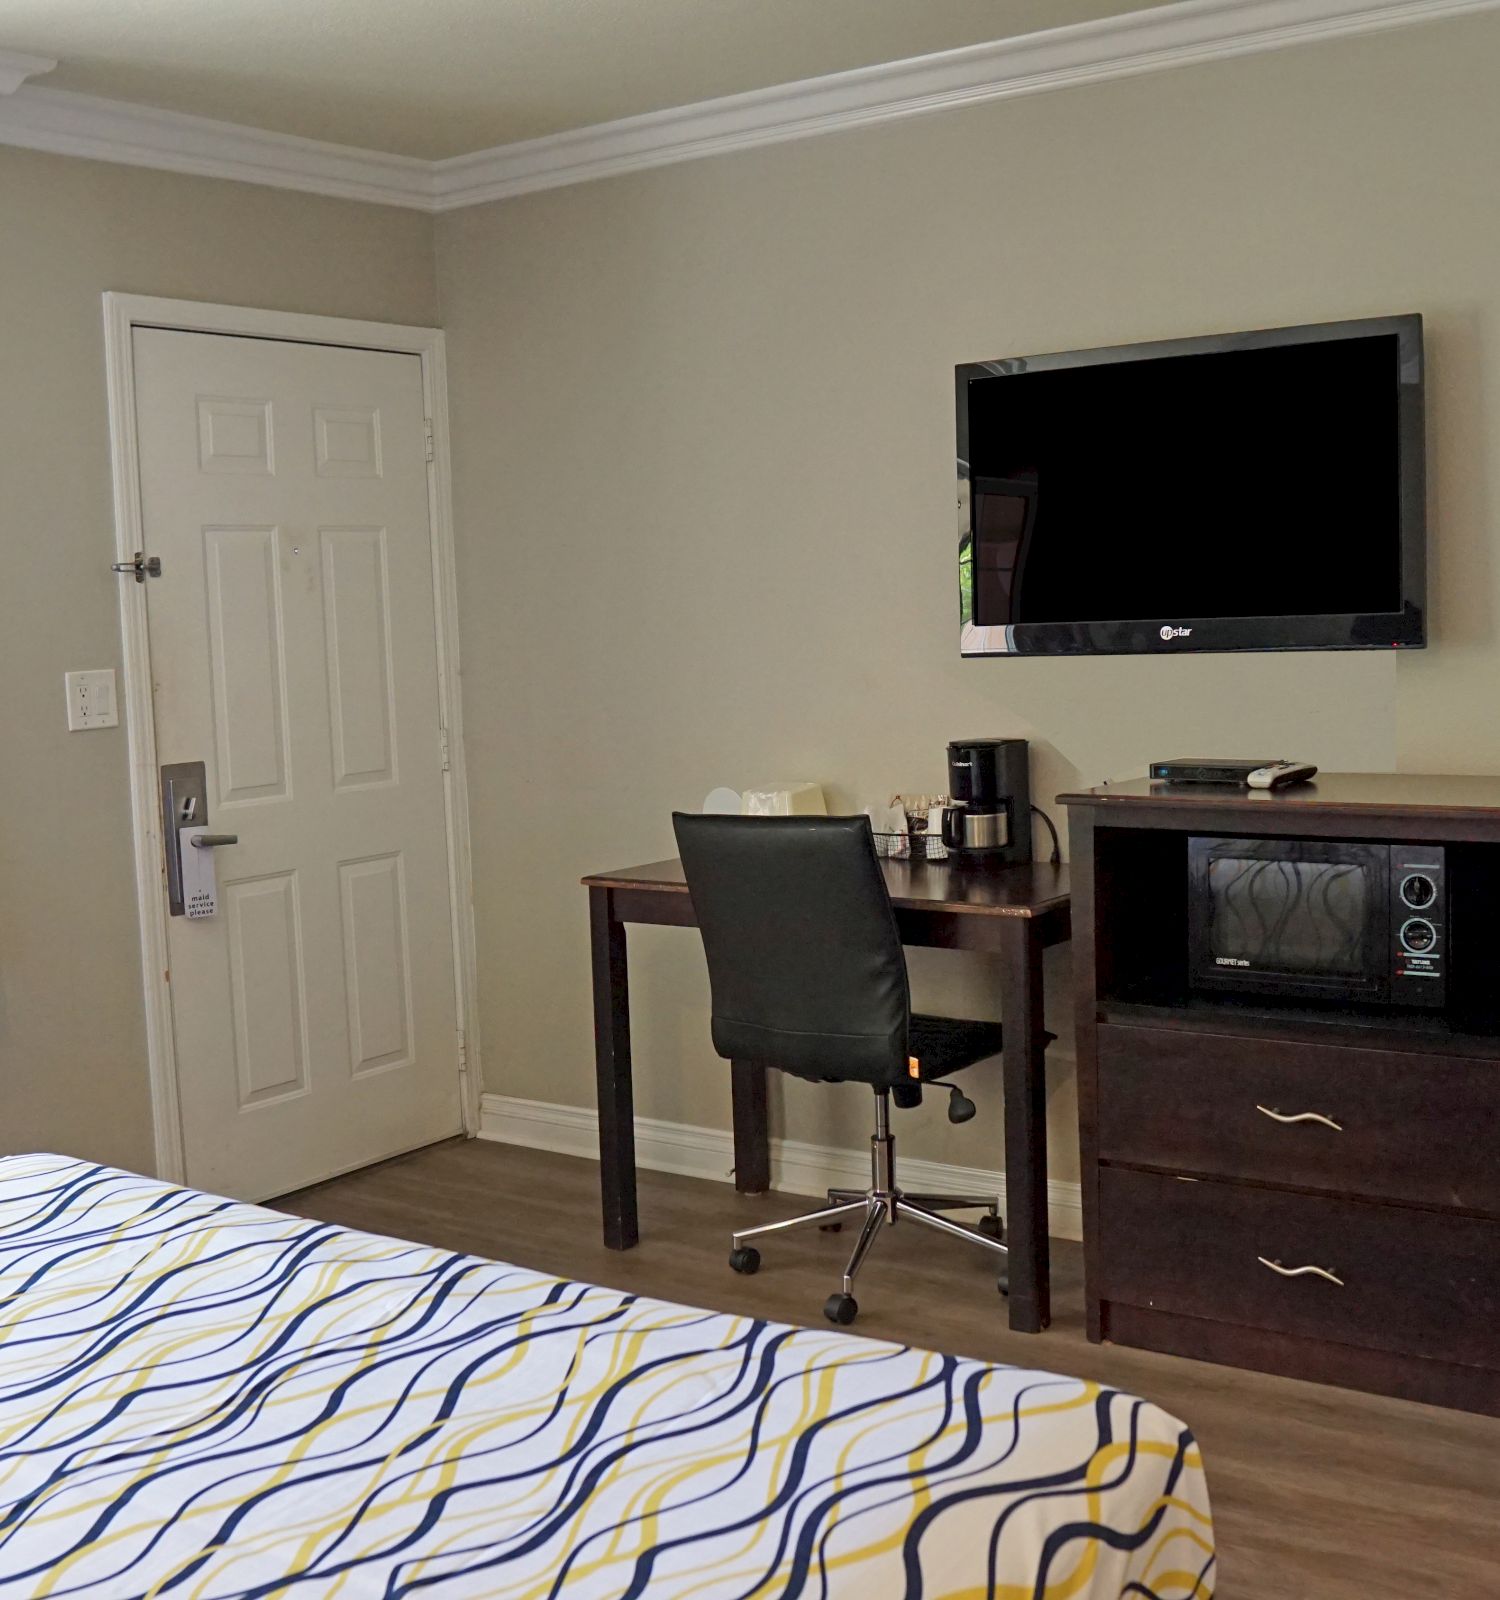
[1399, 917, 1437, 954]
[1399, 872, 1437, 910]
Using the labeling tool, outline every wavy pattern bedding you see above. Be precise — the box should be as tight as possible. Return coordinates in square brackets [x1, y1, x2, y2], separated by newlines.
[0, 1154, 1213, 1598]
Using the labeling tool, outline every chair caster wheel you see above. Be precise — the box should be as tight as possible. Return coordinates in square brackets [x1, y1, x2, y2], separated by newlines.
[818, 1222, 843, 1233]
[978, 1214, 1004, 1242]
[729, 1246, 761, 1276]
[823, 1293, 858, 1326]
[997, 1273, 1009, 1297]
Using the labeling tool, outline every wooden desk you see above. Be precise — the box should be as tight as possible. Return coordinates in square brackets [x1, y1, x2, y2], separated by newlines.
[581, 856, 1071, 1333]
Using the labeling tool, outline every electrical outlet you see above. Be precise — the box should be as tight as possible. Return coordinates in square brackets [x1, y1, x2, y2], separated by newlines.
[65, 669, 119, 731]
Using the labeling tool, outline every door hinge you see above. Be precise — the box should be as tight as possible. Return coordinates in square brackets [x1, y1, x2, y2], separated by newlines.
[438, 724, 451, 772]
[423, 418, 435, 462]
[457, 1030, 469, 1075]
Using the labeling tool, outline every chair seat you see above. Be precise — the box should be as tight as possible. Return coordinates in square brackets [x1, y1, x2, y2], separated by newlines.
[908, 1013, 1006, 1077]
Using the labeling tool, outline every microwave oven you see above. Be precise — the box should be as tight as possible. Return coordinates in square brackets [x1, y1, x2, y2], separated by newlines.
[1187, 837, 1446, 1008]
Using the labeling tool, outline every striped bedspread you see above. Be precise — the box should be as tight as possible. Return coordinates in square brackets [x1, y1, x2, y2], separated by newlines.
[0, 1154, 1213, 1598]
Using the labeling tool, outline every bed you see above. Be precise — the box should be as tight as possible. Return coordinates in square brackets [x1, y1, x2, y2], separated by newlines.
[0, 1153, 1214, 1598]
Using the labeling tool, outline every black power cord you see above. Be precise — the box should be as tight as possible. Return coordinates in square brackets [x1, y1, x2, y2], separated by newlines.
[1031, 804, 1062, 866]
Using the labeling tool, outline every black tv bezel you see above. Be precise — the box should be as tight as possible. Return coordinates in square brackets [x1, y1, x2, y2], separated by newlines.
[955, 314, 1427, 657]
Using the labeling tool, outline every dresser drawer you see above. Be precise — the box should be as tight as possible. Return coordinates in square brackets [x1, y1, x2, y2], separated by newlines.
[1097, 1023, 1500, 1213]
[1097, 1168, 1500, 1368]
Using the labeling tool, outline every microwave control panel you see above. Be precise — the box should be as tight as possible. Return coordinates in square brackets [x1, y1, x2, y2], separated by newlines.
[1390, 844, 1445, 1007]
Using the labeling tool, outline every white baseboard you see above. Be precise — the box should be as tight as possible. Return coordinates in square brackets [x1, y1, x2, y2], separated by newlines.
[478, 1092, 1083, 1241]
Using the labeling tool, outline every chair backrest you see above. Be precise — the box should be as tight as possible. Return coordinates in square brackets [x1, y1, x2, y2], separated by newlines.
[672, 812, 910, 1088]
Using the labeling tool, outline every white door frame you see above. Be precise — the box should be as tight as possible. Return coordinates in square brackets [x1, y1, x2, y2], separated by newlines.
[103, 292, 483, 1183]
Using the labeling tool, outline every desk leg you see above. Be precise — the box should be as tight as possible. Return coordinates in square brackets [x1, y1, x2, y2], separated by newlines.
[998, 918, 1050, 1332]
[730, 1061, 770, 1193]
[590, 886, 637, 1250]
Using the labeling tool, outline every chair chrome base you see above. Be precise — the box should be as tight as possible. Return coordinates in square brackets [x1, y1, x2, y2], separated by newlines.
[729, 1089, 1006, 1318]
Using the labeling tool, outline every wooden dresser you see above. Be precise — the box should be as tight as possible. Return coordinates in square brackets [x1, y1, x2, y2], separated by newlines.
[1060, 774, 1500, 1415]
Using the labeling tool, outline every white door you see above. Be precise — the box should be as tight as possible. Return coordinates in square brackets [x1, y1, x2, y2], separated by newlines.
[132, 328, 463, 1200]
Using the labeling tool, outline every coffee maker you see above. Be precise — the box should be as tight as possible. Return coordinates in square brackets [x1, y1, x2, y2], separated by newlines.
[941, 739, 1031, 863]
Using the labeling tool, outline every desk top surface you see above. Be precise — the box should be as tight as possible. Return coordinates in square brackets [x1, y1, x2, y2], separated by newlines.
[583, 856, 1071, 918]
[1059, 772, 1500, 819]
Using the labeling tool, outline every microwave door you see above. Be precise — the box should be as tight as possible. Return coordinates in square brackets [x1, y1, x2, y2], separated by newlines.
[1188, 839, 1390, 1002]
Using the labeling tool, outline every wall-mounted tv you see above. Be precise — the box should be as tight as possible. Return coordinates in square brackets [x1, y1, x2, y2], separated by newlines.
[956, 315, 1425, 656]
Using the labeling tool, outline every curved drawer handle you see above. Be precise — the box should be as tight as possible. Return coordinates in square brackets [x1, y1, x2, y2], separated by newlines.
[1256, 1104, 1342, 1131]
[1258, 1256, 1344, 1287]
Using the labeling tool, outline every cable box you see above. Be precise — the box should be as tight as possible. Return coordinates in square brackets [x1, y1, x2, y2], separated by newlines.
[1149, 757, 1286, 786]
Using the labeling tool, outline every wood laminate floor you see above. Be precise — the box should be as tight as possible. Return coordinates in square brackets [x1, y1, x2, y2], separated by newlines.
[278, 1138, 1500, 1600]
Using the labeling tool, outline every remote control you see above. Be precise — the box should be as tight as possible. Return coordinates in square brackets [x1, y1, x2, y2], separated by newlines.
[1246, 761, 1318, 790]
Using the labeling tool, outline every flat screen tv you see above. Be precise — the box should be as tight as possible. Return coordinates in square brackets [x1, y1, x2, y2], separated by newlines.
[956, 315, 1425, 656]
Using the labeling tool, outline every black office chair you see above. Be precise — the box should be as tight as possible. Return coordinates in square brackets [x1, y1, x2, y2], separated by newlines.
[673, 811, 1022, 1325]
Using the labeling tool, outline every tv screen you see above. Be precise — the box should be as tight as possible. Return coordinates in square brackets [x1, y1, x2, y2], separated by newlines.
[956, 316, 1425, 656]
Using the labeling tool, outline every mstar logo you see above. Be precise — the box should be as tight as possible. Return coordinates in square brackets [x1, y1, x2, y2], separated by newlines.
[1160, 625, 1193, 640]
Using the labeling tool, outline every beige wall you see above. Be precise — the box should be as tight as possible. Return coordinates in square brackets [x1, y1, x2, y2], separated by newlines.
[0, 147, 438, 1172]
[436, 13, 1500, 1184]
[6, 8, 1499, 1195]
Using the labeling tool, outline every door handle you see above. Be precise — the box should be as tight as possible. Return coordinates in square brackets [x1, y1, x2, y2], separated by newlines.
[160, 762, 238, 917]
[1256, 1104, 1342, 1131]
[1257, 1256, 1344, 1287]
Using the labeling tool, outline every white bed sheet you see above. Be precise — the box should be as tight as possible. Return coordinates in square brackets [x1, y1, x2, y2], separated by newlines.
[0, 1155, 1214, 1598]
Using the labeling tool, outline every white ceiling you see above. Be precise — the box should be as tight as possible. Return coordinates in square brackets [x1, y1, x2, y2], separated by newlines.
[0, 0, 1180, 159]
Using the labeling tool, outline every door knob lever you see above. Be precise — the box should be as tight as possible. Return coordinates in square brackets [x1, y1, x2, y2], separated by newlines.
[160, 762, 236, 916]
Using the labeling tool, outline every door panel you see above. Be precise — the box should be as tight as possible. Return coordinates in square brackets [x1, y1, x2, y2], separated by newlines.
[197, 396, 274, 475]
[204, 525, 291, 803]
[321, 527, 398, 789]
[339, 853, 415, 1075]
[133, 328, 462, 1199]
[314, 406, 382, 478]
[225, 872, 309, 1106]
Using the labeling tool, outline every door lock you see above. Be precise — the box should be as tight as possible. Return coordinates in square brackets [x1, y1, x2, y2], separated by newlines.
[111, 552, 163, 583]
[160, 762, 237, 917]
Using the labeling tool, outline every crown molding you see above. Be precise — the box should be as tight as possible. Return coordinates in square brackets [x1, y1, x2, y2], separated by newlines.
[0, 48, 54, 95]
[0, 0, 1496, 212]
[429, 0, 1500, 208]
[0, 84, 433, 208]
